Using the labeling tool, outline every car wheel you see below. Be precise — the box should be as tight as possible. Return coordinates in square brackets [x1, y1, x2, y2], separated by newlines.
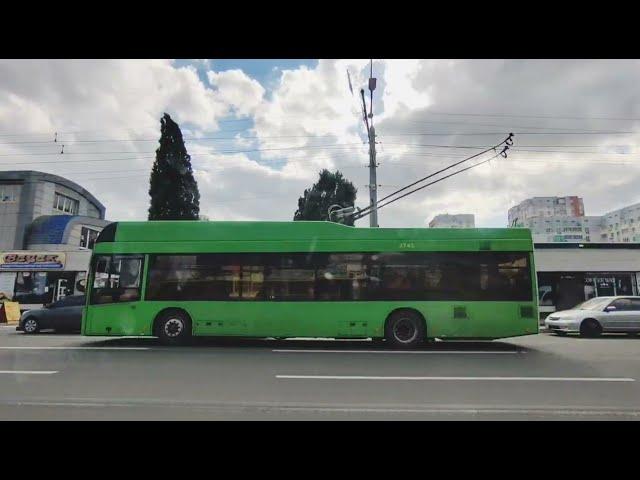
[580, 318, 602, 338]
[154, 310, 192, 346]
[22, 317, 40, 334]
[385, 310, 425, 349]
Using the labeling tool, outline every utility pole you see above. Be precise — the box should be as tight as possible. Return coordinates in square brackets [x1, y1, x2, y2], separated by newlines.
[368, 123, 378, 228]
[360, 59, 378, 228]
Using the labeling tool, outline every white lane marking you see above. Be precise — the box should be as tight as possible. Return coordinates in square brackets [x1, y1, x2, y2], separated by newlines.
[276, 375, 635, 382]
[0, 347, 149, 351]
[273, 349, 523, 354]
[0, 370, 58, 375]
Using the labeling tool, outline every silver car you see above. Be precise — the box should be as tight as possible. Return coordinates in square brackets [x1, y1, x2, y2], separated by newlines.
[545, 296, 640, 337]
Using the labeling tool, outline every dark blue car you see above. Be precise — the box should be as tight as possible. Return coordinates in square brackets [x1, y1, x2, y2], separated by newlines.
[17, 295, 85, 334]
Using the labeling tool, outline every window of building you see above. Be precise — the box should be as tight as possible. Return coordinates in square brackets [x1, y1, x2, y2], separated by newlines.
[80, 227, 100, 249]
[12, 271, 77, 304]
[13, 272, 49, 304]
[0, 186, 17, 203]
[54, 193, 79, 215]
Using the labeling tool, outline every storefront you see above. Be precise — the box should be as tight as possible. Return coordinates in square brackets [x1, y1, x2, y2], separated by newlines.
[0, 250, 90, 310]
[538, 272, 638, 312]
[534, 244, 640, 319]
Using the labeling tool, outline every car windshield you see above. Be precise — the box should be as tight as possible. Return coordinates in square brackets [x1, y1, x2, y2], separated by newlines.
[573, 297, 612, 311]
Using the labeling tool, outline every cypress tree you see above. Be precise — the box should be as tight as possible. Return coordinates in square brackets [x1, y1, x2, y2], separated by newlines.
[148, 113, 200, 220]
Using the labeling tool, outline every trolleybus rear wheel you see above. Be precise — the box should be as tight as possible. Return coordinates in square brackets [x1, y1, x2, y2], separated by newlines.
[385, 310, 425, 349]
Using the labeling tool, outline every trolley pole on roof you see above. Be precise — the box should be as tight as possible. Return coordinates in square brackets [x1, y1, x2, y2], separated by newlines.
[361, 59, 379, 228]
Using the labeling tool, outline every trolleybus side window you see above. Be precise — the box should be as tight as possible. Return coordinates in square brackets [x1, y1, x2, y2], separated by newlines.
[143, 251, 532, 302]
[91, 255, 143, 304]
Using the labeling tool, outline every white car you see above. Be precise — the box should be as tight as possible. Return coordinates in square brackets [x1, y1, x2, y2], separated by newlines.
[545, 296, 640, 337]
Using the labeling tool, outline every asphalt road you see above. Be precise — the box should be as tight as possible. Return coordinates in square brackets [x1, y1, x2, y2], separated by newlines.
[1, 324, 639, 420]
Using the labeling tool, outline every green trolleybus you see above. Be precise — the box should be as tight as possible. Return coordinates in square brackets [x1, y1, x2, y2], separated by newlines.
[82, 221, 538, 347]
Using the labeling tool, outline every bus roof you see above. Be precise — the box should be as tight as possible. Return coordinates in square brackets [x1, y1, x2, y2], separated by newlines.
[97, 221, 532, 245]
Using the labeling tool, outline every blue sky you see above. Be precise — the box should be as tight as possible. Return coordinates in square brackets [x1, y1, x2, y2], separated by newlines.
[174, 59, 318, 92]
[172, 59, 321, 166]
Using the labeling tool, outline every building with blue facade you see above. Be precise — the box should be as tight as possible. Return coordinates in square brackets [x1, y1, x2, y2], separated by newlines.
[0, 171, 111, 309]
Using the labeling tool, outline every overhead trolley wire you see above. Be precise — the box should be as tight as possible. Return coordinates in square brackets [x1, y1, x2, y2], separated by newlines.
[354, 134, 513, 219]
[354, 153, 505, 220]
[0, 142, 366, 157]
[404, 110, 640, 122]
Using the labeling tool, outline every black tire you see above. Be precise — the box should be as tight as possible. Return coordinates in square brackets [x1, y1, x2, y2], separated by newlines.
[154, 310, 192, 346]
[580, 318, 602, 338]
[384, 310, 425, 349]
[22, 317, 39, 334]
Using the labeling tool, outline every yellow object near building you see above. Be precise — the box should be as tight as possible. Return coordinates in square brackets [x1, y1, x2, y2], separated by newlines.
[0, 301, 20, 324]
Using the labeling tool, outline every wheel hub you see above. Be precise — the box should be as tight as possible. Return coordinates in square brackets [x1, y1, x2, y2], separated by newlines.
[393, 318, 417, 343]
[24, 319, 37, 333]
[164, 318, 184, 338]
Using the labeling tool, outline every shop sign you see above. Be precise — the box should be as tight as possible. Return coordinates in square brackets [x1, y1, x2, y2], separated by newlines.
[596, 277, 615, 288]
[0, 252, 66, 270]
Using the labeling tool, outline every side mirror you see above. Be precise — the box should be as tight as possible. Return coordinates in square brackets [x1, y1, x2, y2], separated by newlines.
[604, 305, 617, 312]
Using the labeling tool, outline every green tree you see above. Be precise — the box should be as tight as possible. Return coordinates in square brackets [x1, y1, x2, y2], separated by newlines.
[294, 169, 357, 225]
[148, 113, 200, 220]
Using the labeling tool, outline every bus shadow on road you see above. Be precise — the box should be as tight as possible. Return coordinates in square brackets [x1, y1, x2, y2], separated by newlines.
[84, 336, 529, 353]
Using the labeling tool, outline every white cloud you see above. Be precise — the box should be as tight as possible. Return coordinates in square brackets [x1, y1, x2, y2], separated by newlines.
[206, 69, 265, 116]
[2, 59, 640, 228]
[378, 59, 431, 120]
